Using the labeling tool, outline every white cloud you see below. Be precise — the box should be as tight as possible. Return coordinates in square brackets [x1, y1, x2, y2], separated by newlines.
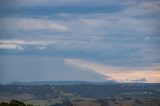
[36, 46, 47, 50]
[65, 58, 160, 83]
[0, 39, 54, 50]
[1, 18, 69, 32]
[0, 44, 23, 50]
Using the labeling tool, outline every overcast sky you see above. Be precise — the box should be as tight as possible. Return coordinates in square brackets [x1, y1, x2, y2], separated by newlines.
[0, 0, 160, 83]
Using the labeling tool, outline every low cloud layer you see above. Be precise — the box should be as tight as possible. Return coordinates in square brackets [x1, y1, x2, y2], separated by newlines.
[65, 58, 160, 83]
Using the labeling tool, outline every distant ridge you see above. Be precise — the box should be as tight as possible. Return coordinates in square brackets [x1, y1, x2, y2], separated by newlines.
[8, 81, 115, 85]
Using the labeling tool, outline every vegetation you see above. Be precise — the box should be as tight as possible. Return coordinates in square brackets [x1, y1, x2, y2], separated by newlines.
[0, 83, 160, 106]
[0, 100, 33, 106]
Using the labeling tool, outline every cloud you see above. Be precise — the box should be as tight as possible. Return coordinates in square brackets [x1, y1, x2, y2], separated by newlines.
[0, 39, 54, 50]
[0, 18, 69, 32]
[1, 0, 125, 8]
[121, 0, 160, 16]
[0, 0, 159, 81]
[80, 17, 157, 34]
[0, 44, 23, 50]
[152, 63, 160, 70]
[131, 78, 146, 83]
[1, 0, 159, 36]
[65, 58, 160, 83]
[64, 11, 158, 35]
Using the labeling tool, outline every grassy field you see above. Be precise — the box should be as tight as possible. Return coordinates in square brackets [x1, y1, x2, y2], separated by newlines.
[23, 98, 160, 106]
[24, 98, 63, 106]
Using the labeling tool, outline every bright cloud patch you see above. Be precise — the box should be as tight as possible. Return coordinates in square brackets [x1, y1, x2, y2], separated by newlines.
[0, 40, 54, 50]
[0, 44, 23, 50]
[65, 58, 160, 83]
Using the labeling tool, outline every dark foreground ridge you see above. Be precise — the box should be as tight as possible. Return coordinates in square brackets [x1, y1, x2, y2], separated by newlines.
[0, 100, 33, 106]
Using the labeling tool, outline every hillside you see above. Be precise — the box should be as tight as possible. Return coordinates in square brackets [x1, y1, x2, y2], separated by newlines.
[0, 83, 160, 106]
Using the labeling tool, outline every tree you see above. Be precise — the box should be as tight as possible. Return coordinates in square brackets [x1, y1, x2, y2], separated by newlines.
[0, 100, 33, 106]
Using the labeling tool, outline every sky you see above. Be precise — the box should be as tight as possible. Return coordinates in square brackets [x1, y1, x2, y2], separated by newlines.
[0, 0, 160, 83]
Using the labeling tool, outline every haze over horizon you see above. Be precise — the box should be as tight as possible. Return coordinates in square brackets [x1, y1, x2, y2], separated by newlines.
[0, 0, 160, 83]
